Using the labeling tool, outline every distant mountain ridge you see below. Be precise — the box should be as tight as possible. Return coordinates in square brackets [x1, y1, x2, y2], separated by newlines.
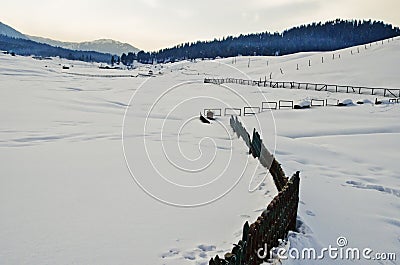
[0, 22, 28, 40]
[0, 34, 112, 63]
[27, 36, 140, 55]
[0, 21, 139, 55]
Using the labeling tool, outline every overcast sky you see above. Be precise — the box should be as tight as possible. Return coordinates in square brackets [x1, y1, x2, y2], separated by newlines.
[1, 0, 399, 51]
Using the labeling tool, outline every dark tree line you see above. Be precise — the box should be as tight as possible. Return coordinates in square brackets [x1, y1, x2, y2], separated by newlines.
[0, 35, 112, 63]
[120, 52, 136, 66]
[122, 19, 400, 65]
[2, 19, 397, 65]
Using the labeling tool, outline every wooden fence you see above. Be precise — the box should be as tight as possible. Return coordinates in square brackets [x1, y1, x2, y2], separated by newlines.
[210, 172, 300, 265]
[211, 117, 300, 265]
[244, 107, 261, 116]
[204, 78, 400, 98]
[204, 96, 399, 117]
[261, 102, 277, 111]
[225, 108, 242, 116]
[206, 100, 312, 118]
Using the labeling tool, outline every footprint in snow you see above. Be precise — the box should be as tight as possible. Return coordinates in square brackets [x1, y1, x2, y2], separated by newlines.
[198, 244, 216, 252]
[346, 180, 400, 198]
[306, 210, 316, 217]
[183, 251, 196, 260]
[161, 248, 180, 258]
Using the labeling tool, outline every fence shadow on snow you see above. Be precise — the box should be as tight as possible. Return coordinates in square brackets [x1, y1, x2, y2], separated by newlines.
[209, 117, 300, 265]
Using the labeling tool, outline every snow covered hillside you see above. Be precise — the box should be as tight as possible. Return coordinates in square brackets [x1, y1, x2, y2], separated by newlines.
[0, 37, 399, 265]
[28, 36, 140, 55]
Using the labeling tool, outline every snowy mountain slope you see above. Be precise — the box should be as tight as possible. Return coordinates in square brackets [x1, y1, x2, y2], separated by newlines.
[0, 37, 399, 265]
[28, 36, 140, 55]
[207, 37, 400, 88]
[0, 21, 139, 55]
[0, 21, 28, 40]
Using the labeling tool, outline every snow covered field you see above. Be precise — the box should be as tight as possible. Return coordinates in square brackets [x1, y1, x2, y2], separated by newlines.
[1, 38, 399, 265]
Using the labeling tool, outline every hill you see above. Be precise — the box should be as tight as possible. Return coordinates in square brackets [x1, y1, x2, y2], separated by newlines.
[28, 36, 140, 55]
[0, 35, 112, 63]
[133, 19, 400, 64]
[0, 21, 28, 40]
[0, 21, 139, 56]
[0, 35, 399, 265]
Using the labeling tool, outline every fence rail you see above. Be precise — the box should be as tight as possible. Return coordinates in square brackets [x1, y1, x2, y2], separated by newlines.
[325, 98, 340, 106]
[279, 100, 294, 109]
[261, 101, 278, 110]
[203, 108, 222, 116]
[311, 99, 325, 106]
[244, 107, 261, 116]
[204, 78, 400, 98]
[225, 108, 242, 116]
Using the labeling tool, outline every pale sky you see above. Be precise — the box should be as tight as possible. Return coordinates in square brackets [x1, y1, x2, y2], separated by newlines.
[1, 0, 399, 51]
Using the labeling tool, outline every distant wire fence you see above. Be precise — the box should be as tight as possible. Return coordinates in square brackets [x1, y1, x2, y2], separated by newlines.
[210, 117, 299, 265]
[204, 78, 400, 116]
[204, 78, 400, 98]
[203, 99, 298, 118]
[203, 97, 348, 117]
[206, 96, 381, 116]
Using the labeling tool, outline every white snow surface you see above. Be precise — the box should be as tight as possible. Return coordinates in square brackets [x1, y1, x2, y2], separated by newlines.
[1, 38, 399, 265]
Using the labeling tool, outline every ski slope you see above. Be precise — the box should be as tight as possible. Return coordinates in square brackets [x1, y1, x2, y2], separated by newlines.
[0, 37, 399, 265]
